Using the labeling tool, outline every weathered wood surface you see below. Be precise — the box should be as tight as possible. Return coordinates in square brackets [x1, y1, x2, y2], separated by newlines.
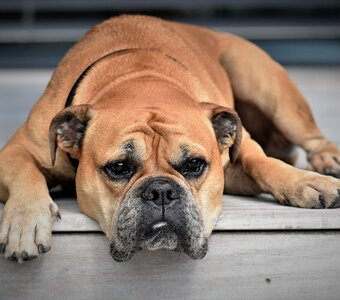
[2, 195, 340, 232]
[1, 232, 340, 300]
[218, 194, 340, 230]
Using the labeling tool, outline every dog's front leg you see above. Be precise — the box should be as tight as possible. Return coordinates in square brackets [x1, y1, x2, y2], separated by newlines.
[0, 144, 60, 262]
[238, 135, 340, 208]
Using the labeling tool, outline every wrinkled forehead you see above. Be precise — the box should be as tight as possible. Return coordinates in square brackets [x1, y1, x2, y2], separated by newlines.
[85, 108, 215, 164]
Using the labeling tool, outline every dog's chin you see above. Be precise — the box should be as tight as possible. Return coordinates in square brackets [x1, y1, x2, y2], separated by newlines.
[110, 222, 209, 262]
[110, 224, 179, 262]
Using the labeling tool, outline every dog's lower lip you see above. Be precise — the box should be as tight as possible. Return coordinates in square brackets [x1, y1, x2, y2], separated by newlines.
[151, 221, 168, 230]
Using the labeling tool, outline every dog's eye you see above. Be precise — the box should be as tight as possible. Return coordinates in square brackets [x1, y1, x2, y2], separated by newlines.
[179, 158, 207, 179]
[102, 160, 136, 180]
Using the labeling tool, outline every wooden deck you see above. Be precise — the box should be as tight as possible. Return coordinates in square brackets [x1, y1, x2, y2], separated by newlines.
[1, 67, 340, 299]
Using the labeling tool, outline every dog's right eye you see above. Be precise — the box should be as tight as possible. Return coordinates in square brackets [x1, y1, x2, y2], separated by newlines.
[101, 160, 136, 181]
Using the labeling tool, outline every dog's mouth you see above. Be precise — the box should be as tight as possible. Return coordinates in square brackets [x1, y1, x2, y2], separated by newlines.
[110, 219, 208, 262]
[142, 221, 179, 250]
[109, 177, 208, 262]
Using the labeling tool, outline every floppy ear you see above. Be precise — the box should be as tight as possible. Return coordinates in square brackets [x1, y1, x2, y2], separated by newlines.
[49, 105, 93, 166]
[201, 102, 242, 163]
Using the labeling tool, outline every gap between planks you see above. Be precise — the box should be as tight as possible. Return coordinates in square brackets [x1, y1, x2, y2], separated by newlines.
[2, 194, 339, 233]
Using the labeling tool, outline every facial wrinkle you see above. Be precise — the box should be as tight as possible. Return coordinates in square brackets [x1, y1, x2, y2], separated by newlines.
[151, 132, 162, 173]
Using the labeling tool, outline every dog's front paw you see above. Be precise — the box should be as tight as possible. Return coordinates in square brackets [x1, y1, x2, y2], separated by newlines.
[307, 141, 340, 178]
[0, 198, 60, 263]
[275, 171, 340, 208]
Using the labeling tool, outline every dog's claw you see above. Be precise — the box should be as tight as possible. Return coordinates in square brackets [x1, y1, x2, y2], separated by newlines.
[22, 251, 37, 261]
[21, 251, 28, 261]
[49, 203, 61, 220]
[38, 244, 50, 254]
[330, 189, 340, 208]
[324, 168, 333, 176]
[8, 251, 18, 261]
[323, 167, 340, 178]
[0, 243, 6, 253]
[318, 194, 326, 209]
[38, 244, 44, 254]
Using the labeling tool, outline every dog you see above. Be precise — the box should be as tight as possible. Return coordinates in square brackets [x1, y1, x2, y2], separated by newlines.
[0, 15, 340, 263]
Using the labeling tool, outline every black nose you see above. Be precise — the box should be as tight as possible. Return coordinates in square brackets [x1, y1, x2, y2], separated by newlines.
[141, 178, 180, 206]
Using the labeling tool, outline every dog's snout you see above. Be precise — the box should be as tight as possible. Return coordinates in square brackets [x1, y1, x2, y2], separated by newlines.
[141, 178, 180, 206]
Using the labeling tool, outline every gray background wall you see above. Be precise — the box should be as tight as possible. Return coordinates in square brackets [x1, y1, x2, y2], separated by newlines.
[0, 0, 339, 67]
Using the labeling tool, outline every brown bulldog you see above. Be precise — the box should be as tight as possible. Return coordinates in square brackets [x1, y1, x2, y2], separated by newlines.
[0, 15, 340, 263]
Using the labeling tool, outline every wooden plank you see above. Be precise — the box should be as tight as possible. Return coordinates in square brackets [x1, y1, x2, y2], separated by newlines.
[2, 194, 340, 232]
[219, 195, 340, 230]
[45, 195, 340, 231]
[52, 198, 100, 232]
[0, 232, 340, 300]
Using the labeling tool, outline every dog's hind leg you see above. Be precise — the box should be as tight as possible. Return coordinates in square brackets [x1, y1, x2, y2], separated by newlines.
[235, 101, 298, 166]
[224, 129, 340, 208]
[223, 158, 262, 196]
[219, 34, 340, 178]
[0, 140, 60, 262]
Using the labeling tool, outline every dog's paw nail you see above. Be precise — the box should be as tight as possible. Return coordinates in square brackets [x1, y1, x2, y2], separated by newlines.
[49, 203, 61, 220]
[0, 243, 6, 253]
[38, 244, 50, 254]
[23, 252, 37, 261]
[323, 168, 333, 175]
[21, 251, 28, 261]
[330, 189, 340, 208]
[38, 244, 44, 254]
[318, 194, 326, 208]
[322, 167, 340, 178]
[8, 251, 18, 261]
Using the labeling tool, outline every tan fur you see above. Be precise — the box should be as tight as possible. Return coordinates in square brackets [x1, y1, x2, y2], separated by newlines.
[1, 15, 340, 262]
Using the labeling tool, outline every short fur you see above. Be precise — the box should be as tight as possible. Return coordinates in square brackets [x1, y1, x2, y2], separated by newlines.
[1, 15, 340, 262]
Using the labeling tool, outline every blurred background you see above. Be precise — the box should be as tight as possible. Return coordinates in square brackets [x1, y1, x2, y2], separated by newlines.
[0, 0, 340, 67]
[0, 0, 340, 152]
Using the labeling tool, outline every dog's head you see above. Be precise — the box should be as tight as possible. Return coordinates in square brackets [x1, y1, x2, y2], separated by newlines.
[49, 80, 241, 261]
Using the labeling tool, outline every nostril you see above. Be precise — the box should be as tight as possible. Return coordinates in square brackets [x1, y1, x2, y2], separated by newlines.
[166, 189, 179, 200]
[142, 189, 160, 201]
[150, 190, 159, 201]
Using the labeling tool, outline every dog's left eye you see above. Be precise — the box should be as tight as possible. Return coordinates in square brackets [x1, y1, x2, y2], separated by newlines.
[178, 158, 207, 179]
[102, 160, 136, 180]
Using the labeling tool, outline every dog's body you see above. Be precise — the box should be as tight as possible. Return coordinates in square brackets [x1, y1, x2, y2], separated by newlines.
[1, 15, 340, 262]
